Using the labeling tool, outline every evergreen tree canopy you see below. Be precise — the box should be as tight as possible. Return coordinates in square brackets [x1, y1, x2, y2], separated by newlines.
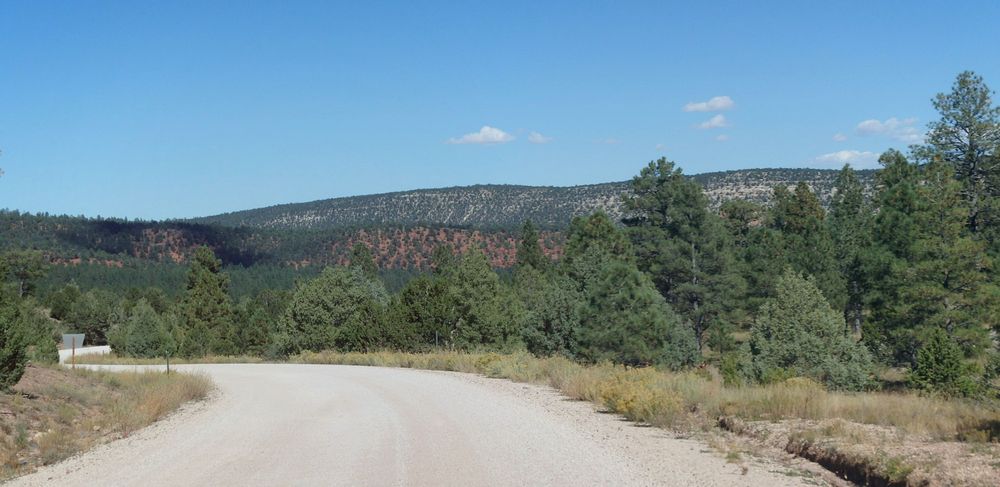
[516, 220, 547, 270]
[866, 151, 998, 363]
[66, 288, 118, 345]
[623, 158, 745, 349]
[110, 299, 175, 359]
[394, 274, 455, 349]
[431, 244, 458, 276]
[232, 297, 273, 356]
[16, 298, 58, 365]
[1, 250, 48, 298]
[278, 266, 389, 354]
[909, 327, 980, 397]
[0, 288, 28, 390]
[921, 71, 1000, 248]
[828, 164, 872, 334]
[562, 212, 632, 288]
[446, 249, 522, 350]
[719, 199, 764, 252]
[349, 243, 378, 280]
[180, 246, 234, 357]
[749, 269, 873, 391]
[45, 282, 81, 321]
[770, 183, 846, 310]
[575, 259, 698, 368]
[515, 265, 582, 357]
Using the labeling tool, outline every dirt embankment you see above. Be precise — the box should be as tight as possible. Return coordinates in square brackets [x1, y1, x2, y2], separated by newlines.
[0, 364, 211, 480]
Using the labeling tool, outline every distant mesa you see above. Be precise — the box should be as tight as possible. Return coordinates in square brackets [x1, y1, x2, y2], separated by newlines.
[189, 168, 875, 231]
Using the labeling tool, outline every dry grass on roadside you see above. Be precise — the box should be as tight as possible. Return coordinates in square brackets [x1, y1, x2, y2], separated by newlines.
[293, 350, 999, 439]
[0, 364, 212, 480]
[293, 350, 1000, 486]
[93, 369, 214, 437]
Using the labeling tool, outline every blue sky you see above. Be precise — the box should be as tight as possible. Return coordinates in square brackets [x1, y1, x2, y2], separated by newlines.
[1, 1, 999, 220]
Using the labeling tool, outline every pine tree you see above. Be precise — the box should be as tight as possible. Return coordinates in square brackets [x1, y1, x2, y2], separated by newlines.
[864, 150, 921, 363]
[563, 212, 631, 262]
[828, 164, 872, 335]
[393, 274, 453, 349]
[920, 71, 1000, 250]
[1, 250, 48, 298]
[232, 298, 272, 356]
[623, 158, 745, 349]
[770, 183, 846, 311]
[719, 199, 764, 253]
[516, 220, 547, 270]
[180, 247, 234, 357]
[46, 282, 81, 321]
[909, 327, 979, 397]
[563, 211, 698, 367]
[575, 259, 698, 368]
[17, 299, 58, 365]
[866, 151, 998, 364]
[349, 243, 378, 280]
[740, 223, 787, 311]
[447, 249, 521, 350]
[431, 244, 458, 276]
[898, 158, 996, 356]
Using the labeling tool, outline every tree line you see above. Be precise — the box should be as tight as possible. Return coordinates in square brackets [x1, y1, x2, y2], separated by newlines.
[2, 71, 998, 398]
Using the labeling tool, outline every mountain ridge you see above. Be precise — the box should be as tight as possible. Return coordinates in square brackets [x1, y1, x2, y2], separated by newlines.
[191, 168, 876, 230]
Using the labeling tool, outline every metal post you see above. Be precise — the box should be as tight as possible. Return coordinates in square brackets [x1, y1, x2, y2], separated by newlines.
[71, 336, 76, 370]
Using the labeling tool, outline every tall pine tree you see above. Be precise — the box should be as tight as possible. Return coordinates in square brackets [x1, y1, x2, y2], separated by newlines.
[564, 212, 698, 367]
[867, 150, 998, 364]
[770, 183, 846, 311]
[828, 165, 872, 335]
[516, 220, 548, 270]
[920, 71, 1000, 253]
[180, 247, 234, 357]
[622, 158, 745, 349]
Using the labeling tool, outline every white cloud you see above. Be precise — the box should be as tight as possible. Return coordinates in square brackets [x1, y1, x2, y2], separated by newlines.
[715, 134, 730, 141]
[833, 133, 848, 142]
[527, 131, 552, 144]
[683, 96, 735, 112]
[446, 126, 515, 145]
[855, 117, 924, 143]
[812, 150, 879, 168]
[655, 143, 666, 151]
[698, 114, 729, 129]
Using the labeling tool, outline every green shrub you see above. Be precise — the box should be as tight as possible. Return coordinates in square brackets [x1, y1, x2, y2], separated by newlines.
[0, 290, 28, 389]
[749, 269, 873, 390]
[0, 315, 27, 390]
[909, 327, 981, 397]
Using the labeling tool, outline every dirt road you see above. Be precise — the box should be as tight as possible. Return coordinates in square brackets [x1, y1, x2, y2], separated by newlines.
[12, 363, 822, 486]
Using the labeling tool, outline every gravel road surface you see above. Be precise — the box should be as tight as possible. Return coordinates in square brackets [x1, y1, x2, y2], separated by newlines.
[57, 345, 110, 364]
[12, 363, 824, 486]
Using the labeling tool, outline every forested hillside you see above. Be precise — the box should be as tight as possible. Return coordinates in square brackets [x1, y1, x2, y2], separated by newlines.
[193, 168, 874, 231]
[0, 212, 562, 270]
[0, 167, 872, 297]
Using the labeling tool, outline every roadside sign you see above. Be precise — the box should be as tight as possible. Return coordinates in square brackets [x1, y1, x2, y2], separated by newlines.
[62, 334, 86, 349]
